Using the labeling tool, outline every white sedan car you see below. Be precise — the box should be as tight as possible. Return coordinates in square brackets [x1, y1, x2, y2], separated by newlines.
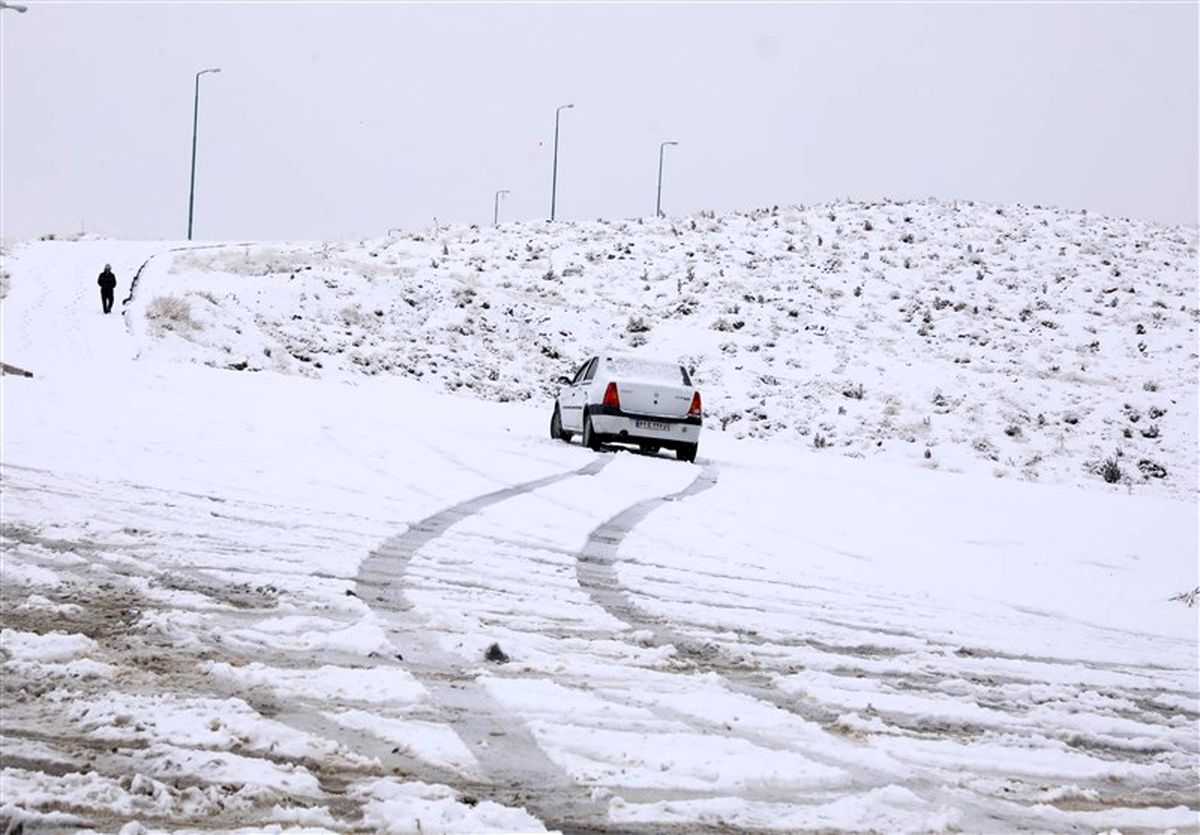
[550, 353, 702, 462]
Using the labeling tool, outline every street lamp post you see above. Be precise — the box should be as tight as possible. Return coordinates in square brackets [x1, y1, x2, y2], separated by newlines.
[550, 103, 574, 221]
[187, 67, 221, 240]
[656, 140, 679, 218]
[494, 189, 511, 228]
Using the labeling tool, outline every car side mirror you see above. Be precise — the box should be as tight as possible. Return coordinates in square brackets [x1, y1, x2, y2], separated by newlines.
[556, 375, 572, 385]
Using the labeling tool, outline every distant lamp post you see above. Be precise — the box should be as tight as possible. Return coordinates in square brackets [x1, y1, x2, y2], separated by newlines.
[0, 2, 29, 11]
[187, 67, 221, 240]
[549, 103, 574, 221]
[656, 140, 679, 218]
[493, 189, 511, 228]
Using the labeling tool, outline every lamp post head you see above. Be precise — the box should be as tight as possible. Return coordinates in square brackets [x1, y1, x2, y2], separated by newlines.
[662, 140, 679, 149]
[558, 103, 575, 113]
[1, 2, 30, 12]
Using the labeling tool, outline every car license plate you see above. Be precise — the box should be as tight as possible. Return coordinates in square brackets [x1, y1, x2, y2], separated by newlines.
[635, 420, 669, 431]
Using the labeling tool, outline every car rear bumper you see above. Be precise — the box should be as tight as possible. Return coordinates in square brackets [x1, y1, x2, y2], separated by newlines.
[589, 405, 701, 447]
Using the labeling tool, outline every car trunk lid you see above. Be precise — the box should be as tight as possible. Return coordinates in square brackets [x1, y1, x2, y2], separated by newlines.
[614, 380, 693, 418]
[604, 357, 696, 419]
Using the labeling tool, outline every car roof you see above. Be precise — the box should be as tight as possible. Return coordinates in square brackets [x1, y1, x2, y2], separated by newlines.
[600, 351, 677, 365]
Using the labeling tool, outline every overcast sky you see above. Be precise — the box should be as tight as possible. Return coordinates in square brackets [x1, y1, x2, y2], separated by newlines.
[2, 2, 1196, 241]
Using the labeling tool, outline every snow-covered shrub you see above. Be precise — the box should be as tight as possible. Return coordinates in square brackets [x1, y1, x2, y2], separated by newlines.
[626, 315, 651, 334]
[1098, 454, 1123, 484]
[1137, 459, 1167, 479]
[1169, 586, 1199, 607]
[145, 295, 202, 332]
[339, 304, 369, 327]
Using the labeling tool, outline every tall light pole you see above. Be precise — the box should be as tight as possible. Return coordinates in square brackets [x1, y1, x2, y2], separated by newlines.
[550, 103, 573, 221]
[187, 67, 221, 240]
[656, 140, 679, 218]
[493, 189, 510, 228]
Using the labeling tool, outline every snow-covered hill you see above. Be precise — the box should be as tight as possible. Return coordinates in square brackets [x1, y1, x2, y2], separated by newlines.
[1, 205, 1197, 833]
[118, 199, 1198, 497]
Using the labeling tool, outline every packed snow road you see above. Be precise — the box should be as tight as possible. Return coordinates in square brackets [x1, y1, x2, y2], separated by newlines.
[1, 239, 1197, 833]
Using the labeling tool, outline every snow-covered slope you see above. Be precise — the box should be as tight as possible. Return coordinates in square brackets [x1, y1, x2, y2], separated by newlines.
[114, 199, 1198, 497]
[1, 210, 1197, 834]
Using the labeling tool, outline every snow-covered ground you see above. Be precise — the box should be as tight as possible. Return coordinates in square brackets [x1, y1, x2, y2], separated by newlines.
[1, 203, 1198, 834]
[107, 199, 1199, 498]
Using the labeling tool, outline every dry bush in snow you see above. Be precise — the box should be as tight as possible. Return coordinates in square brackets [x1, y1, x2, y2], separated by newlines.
[146, 295, 202, 333]
[626, 315, 651, 333]
[1169, 586, 1199, 607]
[1097, 453, 1123, 484]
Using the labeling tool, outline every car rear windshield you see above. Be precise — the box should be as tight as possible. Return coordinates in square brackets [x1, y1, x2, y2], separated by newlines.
[607, 357, 690, 385]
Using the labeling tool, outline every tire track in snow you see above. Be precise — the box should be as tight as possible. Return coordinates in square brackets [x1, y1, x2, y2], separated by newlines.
[357, 455, 608, 603]
[4, 463, 562, 829]
[357, 455, 896, 825]
[571, 463, 1032, 824]
[361, 455, 932, 816]
[356, 456, 617, 830]
[594, 547, 1199, 748]
[574, 465, 1200, 826]
[573, 466, 917, 775]
[576, 463, 849, 725]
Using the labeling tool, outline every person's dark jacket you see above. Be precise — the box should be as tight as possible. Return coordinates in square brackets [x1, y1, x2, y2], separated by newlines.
[98, 269, 116, 291]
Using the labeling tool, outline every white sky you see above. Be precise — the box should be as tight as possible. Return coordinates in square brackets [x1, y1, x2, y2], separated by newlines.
[2, 2, 1196, 241]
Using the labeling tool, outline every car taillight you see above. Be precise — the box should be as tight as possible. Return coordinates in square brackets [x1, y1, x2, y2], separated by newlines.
[688, 391, 702, 417]
[603, 382, 621, 409]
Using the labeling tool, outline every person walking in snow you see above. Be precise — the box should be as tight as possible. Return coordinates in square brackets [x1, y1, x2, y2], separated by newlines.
[97, 263, 117, 314]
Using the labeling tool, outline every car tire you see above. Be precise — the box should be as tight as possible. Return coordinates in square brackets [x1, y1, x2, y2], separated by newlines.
[582, 411, 600, 451]
[550, 404, 572, 442]
[676, 443, 698, 463]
